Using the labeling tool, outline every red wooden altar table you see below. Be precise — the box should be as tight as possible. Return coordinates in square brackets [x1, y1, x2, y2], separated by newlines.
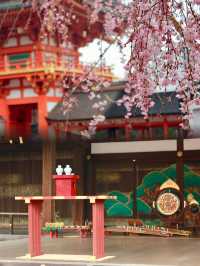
[15, 195, 115, 259]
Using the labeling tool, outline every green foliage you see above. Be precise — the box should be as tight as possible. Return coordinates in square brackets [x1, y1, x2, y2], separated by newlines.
[107, 202, 132, 217]
[162, 164, 190, 180]
[127, 199, 152, 215]
[104, 199, 118, 210]
[136, 186, 145, 197]
[107, 191, 129, 203]
[142, 171, 168, 189]
[105, 191, 152, 217]
[184, 172, 200, 188]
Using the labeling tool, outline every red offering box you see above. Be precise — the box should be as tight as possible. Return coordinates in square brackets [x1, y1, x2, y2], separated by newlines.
[53, 175, 79, 196]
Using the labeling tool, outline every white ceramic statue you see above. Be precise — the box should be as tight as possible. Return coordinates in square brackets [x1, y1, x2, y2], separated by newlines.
[56, 165, 63, 175]
[64, 164, 72, 175]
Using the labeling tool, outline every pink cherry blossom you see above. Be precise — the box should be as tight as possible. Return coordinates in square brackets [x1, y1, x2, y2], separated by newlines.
[33, 0, 200, 132]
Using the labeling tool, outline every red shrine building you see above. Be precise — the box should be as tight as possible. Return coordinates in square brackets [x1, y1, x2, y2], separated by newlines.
[0, 0, 113, 141]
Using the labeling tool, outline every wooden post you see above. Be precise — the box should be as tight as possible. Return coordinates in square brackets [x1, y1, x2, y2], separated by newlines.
[132, 160, 138, 219]
[42, 141, 56, 224]
[92, 199, 104, 259]
[28, 200, 43, 257]
[176, 128, 184, 220]
[72, 147, 85, 225]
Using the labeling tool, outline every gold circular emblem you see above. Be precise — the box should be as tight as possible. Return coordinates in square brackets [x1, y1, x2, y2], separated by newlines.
[156, 192, 180, 216]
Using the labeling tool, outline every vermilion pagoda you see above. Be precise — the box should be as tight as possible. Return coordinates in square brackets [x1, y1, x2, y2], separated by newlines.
[0, 0, 113, 140]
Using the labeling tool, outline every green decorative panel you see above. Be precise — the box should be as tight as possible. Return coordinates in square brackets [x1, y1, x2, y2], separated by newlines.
[105, 164, 200, 218]
[105, 191, 152, 217]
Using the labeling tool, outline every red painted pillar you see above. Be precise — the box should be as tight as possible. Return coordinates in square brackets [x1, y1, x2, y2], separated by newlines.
[38, 93, 48, 139]
[28, 200, 43, 257]
[0, 94, 9, 137]
[163, 118, 169, 139]
[92, 199, 104, 259]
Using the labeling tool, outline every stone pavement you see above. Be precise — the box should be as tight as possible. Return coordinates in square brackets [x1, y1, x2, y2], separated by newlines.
[0, 235, 199, 266]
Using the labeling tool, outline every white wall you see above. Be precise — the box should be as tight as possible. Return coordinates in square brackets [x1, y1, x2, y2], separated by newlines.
[91, 139, 200, 154]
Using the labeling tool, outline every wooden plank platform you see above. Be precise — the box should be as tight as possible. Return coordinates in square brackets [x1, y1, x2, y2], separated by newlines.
[105, 226, 191, 237]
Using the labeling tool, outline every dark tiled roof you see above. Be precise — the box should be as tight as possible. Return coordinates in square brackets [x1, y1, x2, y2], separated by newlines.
[47, 81, 180, 122]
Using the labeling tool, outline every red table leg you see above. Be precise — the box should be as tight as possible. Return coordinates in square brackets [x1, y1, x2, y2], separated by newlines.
[28, 200, 43, 257]
[92, 199, 104, 259]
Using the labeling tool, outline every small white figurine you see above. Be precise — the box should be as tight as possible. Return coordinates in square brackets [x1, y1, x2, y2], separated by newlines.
[64, 164, 72, 175]
[56, 165, 63, 175]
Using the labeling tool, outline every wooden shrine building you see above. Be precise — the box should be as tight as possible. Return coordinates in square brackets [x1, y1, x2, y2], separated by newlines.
[0, 0, 113, 141]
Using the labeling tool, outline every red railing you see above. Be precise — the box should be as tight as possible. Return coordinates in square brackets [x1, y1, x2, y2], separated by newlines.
[0, 59, 113, 78]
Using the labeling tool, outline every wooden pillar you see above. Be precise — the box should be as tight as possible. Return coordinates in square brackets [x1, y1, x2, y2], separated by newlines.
[92, 199, 104, 259]
[42, 141, 56, 224]
[176, 128, 184, 220]
[28, 200, 43, 257]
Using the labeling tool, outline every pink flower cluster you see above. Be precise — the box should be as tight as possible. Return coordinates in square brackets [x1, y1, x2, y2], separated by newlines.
[87, 0, 200, 124]
[31, 0, 200, 130]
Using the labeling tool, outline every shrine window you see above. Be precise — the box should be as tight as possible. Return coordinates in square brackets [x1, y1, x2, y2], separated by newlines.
[7, 89, 21, 99]
[49, 37, 57, 46]
[9, 79, 20, 87]
[23, 89, 37, 97]
[62, 55, 75, 67]
[43, 52, 57, 64]
[22, 78, 31, 87]
[55, 88, 63, 97]
[41, 37, 48, 45]
[61, 42, 74, 49]
[8, 53, 31, 68]
[47, 88, 54, 97]
[3, 37, 17, 47]
[19, 35, 33, 45]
